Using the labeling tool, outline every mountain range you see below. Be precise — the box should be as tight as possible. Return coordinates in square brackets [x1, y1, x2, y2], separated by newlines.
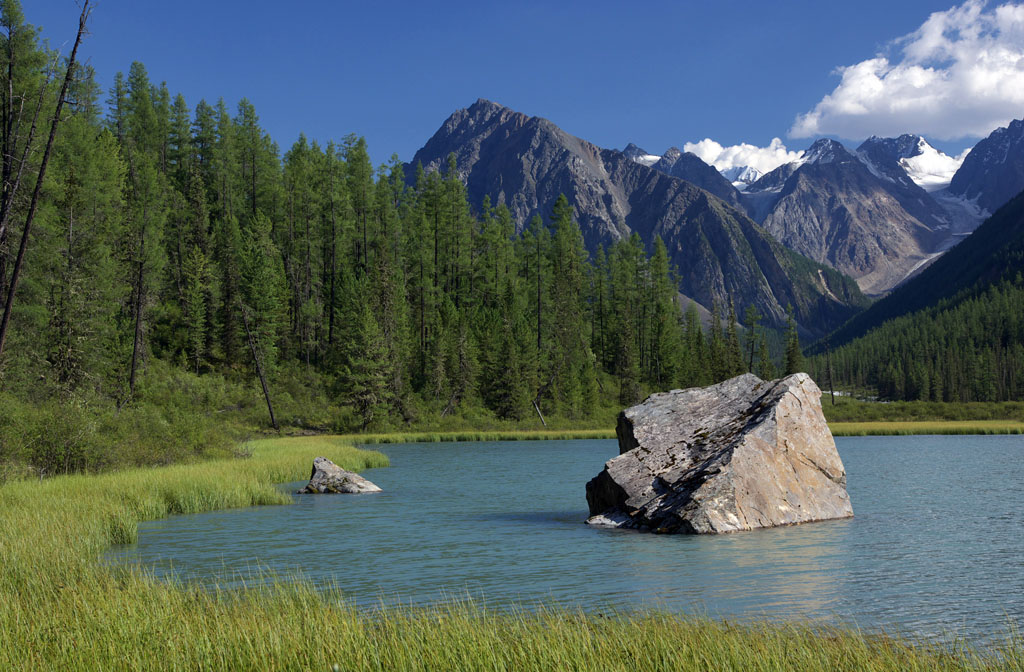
[407, 99, 867, 335]
[825, 187, 1024, 350]
[408, 98, 1024, 332]
[629, 122, 1024, 297]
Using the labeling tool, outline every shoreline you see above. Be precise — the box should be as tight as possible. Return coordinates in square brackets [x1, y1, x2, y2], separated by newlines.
[331, 422, 1024, 446]
[1, 435, 1019, 669]
[828, 420, 1024, 436]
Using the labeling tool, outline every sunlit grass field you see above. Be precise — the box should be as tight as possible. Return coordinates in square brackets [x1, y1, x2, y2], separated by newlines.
[1, 434, 1021, 670]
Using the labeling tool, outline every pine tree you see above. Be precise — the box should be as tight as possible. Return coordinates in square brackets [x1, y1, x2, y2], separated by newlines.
[238, 211, 287, 428]
[0, 0, 46, 306]
[182, 246, 209, 373]
[617, 318, 641, 405]
[682, 302, 706, 387]
[488, 278, 533, 419]
[647, 237, 683, 388]
[344, 135, 374, 275]
[337, 301, 393, 429]
[725, 298, 743, 377]
[191, 99, 216, 197]
[784, 305, 803, 375]
[743, 305, 761, 374]
[548, 194, 595, 417]
[239, 212, 286, 371]
[709, 303, 726, 381]
[167, 93, 191, 188]
[756, 332, 776, 380]
[40, 115, 125, 391]
[0, 0, 91, 363]
[153, 82, 171, 174]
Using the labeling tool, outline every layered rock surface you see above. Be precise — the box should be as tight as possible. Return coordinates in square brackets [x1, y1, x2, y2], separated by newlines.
[297, 456, 382, 494]
[586, 373, 852, 534]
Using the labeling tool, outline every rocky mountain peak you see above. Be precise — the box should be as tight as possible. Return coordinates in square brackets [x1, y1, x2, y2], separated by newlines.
[750, 133, 955, 295]
[802, 138, 854, 165]
[622, 142, 647, 157]
[622, 143, 661, 166]
[860, 134, 927, 160]
[949, 117, 1024, 213]
[651, 149, 746, 212]
[661, 146, 683, 162]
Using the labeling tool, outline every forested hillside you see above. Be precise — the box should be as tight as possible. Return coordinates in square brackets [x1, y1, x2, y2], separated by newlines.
[809, 191, 1024, 401]
[0, 4, 790, 475]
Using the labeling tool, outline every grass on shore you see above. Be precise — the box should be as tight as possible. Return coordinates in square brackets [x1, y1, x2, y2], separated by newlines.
[349, 428, 617, 444]
[830, 420, 1024, 436]
[341, 424, 1024, 441]
[2, 434, 1023, 670]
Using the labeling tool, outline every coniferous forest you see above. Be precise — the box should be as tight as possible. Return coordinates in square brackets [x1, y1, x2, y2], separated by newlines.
[7, 0, 1024, 479]
[0, 5, 793, 476]
[809, 267, 1024, 402]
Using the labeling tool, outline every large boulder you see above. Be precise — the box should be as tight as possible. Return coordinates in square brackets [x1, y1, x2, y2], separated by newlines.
[297, 456, 382, 494]
[586, 373, 852, 533]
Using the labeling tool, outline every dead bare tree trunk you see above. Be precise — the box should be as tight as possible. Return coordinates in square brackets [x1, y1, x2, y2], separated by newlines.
[0, 58, 49, 305]
[241, 303, 279, 431]
[533, 399, 547, 428]
[0, 1, 91, 362]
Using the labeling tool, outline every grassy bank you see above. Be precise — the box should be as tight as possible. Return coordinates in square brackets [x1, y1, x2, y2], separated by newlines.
[350, 428, 617, 444]
[830, 420, 1024, 436]
[343, 424, 1024, 441]
[1, 435, 1021, 670]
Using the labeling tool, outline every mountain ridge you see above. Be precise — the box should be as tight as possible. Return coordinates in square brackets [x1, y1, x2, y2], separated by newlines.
[407, 99, 868, 334]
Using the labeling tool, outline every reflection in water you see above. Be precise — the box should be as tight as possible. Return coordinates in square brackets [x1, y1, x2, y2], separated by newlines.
[109, 436, 1024, 643]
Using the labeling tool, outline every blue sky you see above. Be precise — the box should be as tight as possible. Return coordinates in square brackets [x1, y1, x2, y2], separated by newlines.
[30, 1, 1023, 170]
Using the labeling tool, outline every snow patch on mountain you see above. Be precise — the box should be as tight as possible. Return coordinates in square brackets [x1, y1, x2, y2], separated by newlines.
[932, 189, 989, 234]
[721, 165, 763, 190]
[900, 142, 969, 193]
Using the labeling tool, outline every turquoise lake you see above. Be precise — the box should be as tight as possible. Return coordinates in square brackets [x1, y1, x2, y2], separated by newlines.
[110, 435, 1024, 642]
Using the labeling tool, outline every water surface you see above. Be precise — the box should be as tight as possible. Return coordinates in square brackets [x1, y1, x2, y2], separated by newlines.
[110, 435, 1024, 641]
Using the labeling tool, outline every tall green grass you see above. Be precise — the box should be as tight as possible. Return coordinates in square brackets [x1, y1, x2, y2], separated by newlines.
[345, 423, 1024, 442]
[830, 420, 1024, 436]
[1, 435, 1021, 670]
[350, 428, 617, 444]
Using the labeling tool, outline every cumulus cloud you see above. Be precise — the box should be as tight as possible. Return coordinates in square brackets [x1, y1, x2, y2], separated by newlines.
[791, 0, 1024, 140]
[684, 137, 805, 174]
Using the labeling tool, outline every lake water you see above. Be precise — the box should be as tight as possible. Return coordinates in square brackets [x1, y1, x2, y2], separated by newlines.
[110, 436, 1024, 642]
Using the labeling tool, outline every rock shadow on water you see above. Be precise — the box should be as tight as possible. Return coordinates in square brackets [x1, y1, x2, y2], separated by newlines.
[475, 510, 591, 527]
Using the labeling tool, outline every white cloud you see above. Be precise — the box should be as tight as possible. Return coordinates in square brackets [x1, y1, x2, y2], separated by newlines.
[791, 0, 1024, 140]
[684, 137, 804, 174]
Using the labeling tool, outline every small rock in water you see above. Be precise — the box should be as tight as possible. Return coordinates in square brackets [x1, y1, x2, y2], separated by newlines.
[297, 456, 382, 494]
[586, 373, 853, 534]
